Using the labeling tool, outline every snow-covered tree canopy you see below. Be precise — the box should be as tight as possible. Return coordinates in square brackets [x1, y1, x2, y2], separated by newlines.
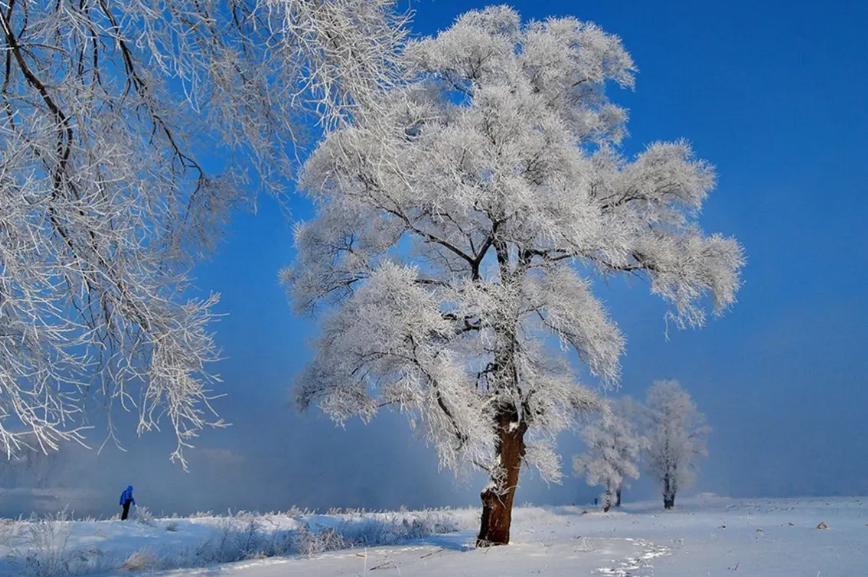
[0, 0, 406, 463]
[573, 398, 643, 508]
[285, 6, 743, 488]
[643, 380, 710, 507]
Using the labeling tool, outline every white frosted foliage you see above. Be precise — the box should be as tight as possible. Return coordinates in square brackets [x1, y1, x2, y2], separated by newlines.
[285, 6, 743, 487]
[0, 0, 406, 463]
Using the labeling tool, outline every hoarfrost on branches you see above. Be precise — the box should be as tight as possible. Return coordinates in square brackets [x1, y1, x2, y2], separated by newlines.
[0, 0, 406, 463]
[274, 0, 410, 128]
[643, 380, 710, 509]
[285, 6, 744, 543]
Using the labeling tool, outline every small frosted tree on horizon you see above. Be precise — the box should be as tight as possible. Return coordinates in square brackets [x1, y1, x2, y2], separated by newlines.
[573, 398, 643, 512]
[643, 380, 710, 509]
[285, 6, 743, 546]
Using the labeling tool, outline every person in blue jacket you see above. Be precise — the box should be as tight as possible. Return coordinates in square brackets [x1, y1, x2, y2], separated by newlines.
[119, 485, 135, 520]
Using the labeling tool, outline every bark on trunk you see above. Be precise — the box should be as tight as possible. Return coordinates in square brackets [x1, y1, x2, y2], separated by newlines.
[662, 473, 675, 509]
[602, 486, 612, 513]
[615, 487, 622, 508]
[477, 411, 526, 547]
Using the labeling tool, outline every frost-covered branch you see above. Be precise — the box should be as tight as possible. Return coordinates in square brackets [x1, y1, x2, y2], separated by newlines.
[0, 0, 408, 463]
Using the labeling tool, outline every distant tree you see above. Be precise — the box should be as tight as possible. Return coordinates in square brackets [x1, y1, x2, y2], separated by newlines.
[284, 6, 743, 546]
[643, 381, 710, 509]
[610, 396, 644, 507]
[0, 0, 404, 463]
[573, 398, 643, 511]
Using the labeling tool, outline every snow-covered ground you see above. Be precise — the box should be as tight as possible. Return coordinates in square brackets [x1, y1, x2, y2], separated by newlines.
[0, 496, 864, 576]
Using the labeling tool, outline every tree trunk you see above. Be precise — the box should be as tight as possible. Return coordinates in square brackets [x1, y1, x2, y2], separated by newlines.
[664, 493, 675, 509]
[615, 487, 622, 508]
[602, 486, 612, 513]
[663, 473, 675, 509]
[477, 411, 526, 547]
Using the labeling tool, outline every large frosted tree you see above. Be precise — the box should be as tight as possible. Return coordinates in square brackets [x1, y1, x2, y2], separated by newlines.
[0, 0, 404, 463]
[285, 6, 744, 545]
[573, 397, 643, 511]
[643, 380, 710, 509]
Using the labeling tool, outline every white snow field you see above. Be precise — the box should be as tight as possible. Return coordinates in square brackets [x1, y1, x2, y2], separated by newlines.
[0, 496, 864, 577]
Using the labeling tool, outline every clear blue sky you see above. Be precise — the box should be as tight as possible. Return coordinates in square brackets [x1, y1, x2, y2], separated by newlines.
[35, 0, 868, 516]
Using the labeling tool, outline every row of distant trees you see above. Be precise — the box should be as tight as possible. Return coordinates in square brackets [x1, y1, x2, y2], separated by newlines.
[574, 381, 709, 511]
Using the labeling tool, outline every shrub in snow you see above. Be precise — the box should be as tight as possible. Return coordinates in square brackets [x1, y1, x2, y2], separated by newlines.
[194, 516, 240, 564]
[235, 514, 265, 557]
[134, 506, 155, 526]
[0, 518, 19, 548]
[334, 513, 460, 548]
[22, 511, 71, 577]
[119, 548, 159, 572]
[285, 506, 307, 520]
[192, 510, 296, 564]
[292, 524, 347, 557]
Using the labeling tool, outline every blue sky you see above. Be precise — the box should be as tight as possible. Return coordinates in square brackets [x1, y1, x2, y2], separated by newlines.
[29, 0, 868, 516]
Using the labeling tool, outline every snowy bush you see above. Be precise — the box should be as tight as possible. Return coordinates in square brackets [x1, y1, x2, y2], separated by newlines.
[292, 524, 347, 557]
[284, 506, 308, 520]
[192, 510, 294, 564]
[22, 511, 71, 577]
[234, 514, 264, 558]
[134, 507, 155, 527]
[300, 511, 462, 552]
[0, 519, 18, 548]
[194, 517, 238, 564]
[10, 510, 111, 577]
[119, 548, 159, 572]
